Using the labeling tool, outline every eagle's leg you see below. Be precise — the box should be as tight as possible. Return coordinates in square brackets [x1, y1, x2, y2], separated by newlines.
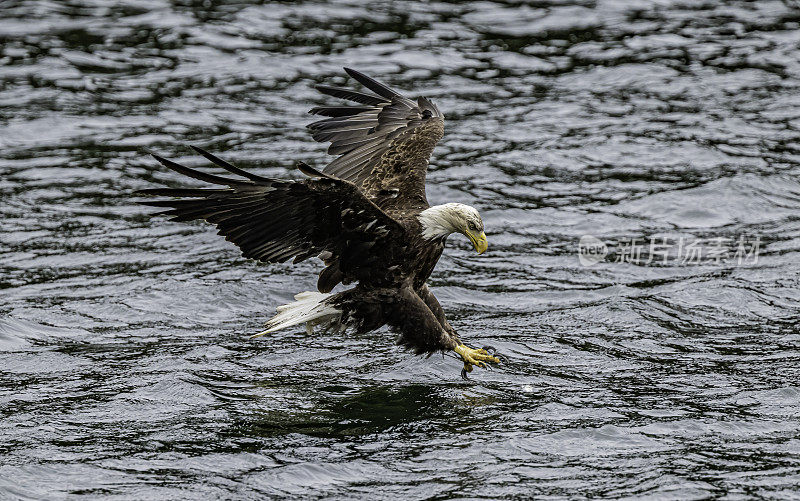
[416, 285, 502, 376]
[346, 286, 499, 377]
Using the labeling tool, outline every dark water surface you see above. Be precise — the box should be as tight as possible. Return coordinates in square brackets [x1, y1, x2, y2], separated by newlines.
[3, 0, 800, 498]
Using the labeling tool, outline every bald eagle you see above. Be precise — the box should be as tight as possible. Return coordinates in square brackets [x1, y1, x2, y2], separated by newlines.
[137, 68, 499, 377]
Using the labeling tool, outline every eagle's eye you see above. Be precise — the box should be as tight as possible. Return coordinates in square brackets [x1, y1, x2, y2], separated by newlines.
[421, 109, 433, 119]
[468, 221, 478, 231]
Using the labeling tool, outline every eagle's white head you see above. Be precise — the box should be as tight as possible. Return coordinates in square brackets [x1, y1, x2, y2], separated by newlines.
[417, 203, 488, 254]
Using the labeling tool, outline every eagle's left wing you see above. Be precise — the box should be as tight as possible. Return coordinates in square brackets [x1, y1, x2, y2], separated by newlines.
[308, 68, 444, 209]
[136, 147, 407, 286]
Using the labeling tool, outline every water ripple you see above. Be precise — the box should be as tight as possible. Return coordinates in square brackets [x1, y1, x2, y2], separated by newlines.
[3, 0, 800, 498]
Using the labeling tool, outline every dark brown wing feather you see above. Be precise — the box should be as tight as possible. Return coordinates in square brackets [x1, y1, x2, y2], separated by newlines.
[308, 68, 444, 209]
[136, 149, 406, 285]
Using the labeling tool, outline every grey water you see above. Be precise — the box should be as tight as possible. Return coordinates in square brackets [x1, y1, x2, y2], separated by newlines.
[2, 0, 800, 498]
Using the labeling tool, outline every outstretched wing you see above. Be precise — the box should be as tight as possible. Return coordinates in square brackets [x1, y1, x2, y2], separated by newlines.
[308, 68, 444, 210]
[136, 147, 406, 286]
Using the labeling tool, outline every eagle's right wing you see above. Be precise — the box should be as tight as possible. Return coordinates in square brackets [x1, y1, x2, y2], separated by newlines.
[136, 147, 406, 286]
[308, 68, 444, 209]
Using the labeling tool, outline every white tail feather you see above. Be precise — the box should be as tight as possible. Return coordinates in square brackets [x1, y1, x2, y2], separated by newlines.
[252, 291, 340, 338]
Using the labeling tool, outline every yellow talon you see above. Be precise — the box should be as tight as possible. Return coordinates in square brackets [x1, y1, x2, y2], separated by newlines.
[454, 344, 500, 372]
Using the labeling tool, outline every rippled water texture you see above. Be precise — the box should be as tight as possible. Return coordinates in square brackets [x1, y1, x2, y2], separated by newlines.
[3, 0, 800, 498]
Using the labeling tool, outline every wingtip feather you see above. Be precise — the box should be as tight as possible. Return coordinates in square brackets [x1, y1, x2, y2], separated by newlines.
[297, 161, 330, 178]
[343, 67, 402, 99]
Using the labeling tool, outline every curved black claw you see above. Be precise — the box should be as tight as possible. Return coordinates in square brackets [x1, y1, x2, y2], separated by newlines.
[461, 367, 470, 380]
[482, 345, 509, 363]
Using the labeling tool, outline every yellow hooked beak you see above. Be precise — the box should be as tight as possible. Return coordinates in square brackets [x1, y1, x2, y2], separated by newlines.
[466, 231, 488, 255]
